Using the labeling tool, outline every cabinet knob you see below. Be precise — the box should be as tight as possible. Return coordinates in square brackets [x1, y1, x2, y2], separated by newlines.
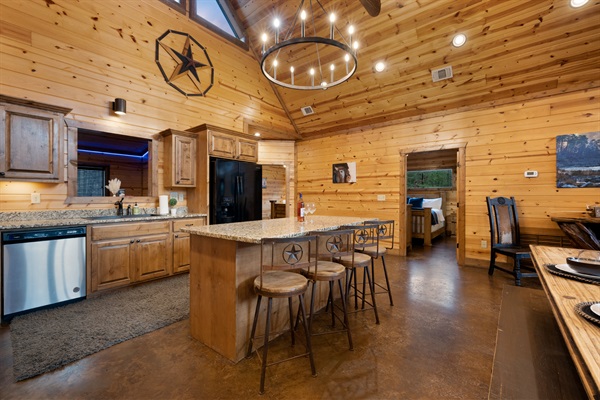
[136, 239, 140, 243]
[174, 234, 179, 238]
[185, 224, 193, 226]
[176, 180, 180, 184]
[0, 172, 5, 176]
[130, 239, 135, 244]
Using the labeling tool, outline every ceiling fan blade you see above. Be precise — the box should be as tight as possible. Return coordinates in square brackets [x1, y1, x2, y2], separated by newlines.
[359, 0, 381, 17]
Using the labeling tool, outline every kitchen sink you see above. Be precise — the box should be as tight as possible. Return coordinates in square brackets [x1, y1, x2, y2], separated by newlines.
[84, 214, 161, 220]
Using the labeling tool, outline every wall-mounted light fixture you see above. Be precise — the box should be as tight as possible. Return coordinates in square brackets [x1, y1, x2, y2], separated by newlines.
[112, 98, 126, 115]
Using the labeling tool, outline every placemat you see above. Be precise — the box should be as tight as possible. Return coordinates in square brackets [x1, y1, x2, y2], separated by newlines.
[544, 264, 600, 285]
[574, 302, 600, 327]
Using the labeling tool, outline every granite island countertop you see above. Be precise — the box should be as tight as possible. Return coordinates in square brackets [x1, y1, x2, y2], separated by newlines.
[0, 212, 207, 231]
[181, 215, 371, 244]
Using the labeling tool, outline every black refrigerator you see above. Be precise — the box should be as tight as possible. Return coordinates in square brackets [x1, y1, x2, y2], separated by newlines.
[209, 157, 262, 224]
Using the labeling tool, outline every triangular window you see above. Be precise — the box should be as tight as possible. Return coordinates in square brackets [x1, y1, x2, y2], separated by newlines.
[160, 0, 247, 47]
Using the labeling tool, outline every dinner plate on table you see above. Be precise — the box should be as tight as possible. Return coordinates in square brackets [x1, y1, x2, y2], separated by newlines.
[566, 257, 600, 276]
[591, 303, 600, 318]
[555, 263, 600, 280]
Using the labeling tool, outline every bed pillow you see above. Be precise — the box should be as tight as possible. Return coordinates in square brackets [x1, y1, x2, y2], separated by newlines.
[408, 197, 424, 209]
[422, 197, 443, 209]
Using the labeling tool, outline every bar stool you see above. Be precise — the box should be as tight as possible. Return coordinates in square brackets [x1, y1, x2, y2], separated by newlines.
[338, 223, 381, 324]
[246, 235, 318, 394]
[300, 229, 354, 350]
[361, 219, 395, 306]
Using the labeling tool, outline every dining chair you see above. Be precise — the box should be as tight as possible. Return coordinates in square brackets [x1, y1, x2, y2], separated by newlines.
[338, 223, 381, 324]
[299, 228, 354, 350]
[361, 219, 395, 306]
[486, 196, 536, 286]
[246, 235, 317, 394]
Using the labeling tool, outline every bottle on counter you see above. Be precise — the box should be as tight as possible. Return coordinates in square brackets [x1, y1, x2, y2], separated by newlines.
[133, 202, 140, 215]
[297, 193, 305, 222]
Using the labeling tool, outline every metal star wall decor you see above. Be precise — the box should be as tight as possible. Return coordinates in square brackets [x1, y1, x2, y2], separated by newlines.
[155, 30, 214, 97]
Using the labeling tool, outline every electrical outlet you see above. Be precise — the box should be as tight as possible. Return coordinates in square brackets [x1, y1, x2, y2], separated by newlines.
[377, 195, 386, 201]
[481, 240, 488, 249]
[178, 192, 184, 202]
[31, 193, 41, 204]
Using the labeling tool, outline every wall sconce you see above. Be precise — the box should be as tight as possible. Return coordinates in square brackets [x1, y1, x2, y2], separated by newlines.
[112, 98, 126, 115]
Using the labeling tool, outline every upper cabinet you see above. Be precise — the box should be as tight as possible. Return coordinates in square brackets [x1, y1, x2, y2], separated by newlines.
[0, 96, 71, 182]
[189, 124, 258, 163]
[160, 129, 197, 188]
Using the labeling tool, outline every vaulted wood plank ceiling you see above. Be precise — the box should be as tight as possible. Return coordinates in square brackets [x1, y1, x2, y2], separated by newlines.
[229, 0, 600, 140]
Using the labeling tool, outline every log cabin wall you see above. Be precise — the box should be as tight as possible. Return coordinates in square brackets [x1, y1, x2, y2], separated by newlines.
[0, 0, 294, 211]
[295, 88, 600, 266]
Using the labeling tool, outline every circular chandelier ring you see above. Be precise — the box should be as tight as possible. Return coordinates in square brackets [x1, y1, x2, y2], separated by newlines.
[260, 36, 358, 91]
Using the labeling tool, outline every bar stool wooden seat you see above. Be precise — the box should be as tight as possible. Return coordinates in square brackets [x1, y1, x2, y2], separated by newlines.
[338, 223, 381, 324]
[246, 235, 317, 394]
[300, 229, 354, 350]
[360, 220, 395, 306]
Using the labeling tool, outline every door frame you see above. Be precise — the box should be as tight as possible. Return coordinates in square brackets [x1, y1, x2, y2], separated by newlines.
[399, 144, 466, 265]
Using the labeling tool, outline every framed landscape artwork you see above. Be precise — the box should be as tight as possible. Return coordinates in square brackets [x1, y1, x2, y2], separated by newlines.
[556, 131, 600, 188]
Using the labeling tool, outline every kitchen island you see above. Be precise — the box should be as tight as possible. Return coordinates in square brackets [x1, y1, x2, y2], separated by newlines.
[182, 216, 371, 362]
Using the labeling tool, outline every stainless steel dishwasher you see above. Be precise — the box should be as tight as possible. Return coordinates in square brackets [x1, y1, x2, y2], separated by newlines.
[2, 226, 87, 319]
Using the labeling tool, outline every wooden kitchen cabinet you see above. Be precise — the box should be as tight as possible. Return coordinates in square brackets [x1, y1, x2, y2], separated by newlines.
[0, 96, 71, 181]
[189, 124, 258, 163]
[160, 129, 197, 187]
[172, 217, 206, 273]
[90, 221, 171, 292]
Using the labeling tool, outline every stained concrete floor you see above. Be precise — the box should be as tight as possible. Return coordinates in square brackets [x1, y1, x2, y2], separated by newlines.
[1, 237, 537, 399]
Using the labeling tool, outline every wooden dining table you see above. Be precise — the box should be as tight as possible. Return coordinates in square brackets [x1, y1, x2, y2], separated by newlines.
[530, 245, 600, 399]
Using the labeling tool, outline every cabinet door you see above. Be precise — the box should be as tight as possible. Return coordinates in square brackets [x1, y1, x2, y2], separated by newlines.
[237, 138, 258, 162]
[134, 233, 170, 281]
[0, 104, 62, 180]
[172, 232, 191, 273]
[173, 134, 196, 186]
[208, 131, 236, 159]
[91, 238, 134, 292]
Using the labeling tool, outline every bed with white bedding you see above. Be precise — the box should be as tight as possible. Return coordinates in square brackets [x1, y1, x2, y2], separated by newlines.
[408, 193, 446, 246]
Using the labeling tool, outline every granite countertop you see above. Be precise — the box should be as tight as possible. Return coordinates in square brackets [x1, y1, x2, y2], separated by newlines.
[181, 215, 371, 244]
[0, 211, 207, 231]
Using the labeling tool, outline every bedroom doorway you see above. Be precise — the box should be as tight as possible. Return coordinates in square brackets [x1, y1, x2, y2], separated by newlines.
[399, 145, 466, 265]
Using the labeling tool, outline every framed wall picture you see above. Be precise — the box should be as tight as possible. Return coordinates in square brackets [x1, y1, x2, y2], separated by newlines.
[332, 162, 357, 183]
[556, 131, 600, 188]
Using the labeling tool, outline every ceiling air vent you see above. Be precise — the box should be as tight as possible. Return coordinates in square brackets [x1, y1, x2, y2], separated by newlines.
[301, 106, 315, 116]
[432, 66, 453, 82]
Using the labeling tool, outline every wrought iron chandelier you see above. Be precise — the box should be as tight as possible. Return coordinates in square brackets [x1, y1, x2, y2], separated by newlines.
[260, 0, 359, 90]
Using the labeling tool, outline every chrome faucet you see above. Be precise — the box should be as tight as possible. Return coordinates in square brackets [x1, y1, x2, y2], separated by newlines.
[115, 197, 124, 216]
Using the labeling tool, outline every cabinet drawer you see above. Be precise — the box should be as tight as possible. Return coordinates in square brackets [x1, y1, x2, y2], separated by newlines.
[91, 221, 170, 241]
[173, 218, 206, 232]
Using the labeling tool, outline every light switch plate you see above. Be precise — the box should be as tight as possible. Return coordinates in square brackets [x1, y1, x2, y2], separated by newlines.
[31, 193, 41, 204]
[524, 170, 538, 178]
[178, 193, 184, 202]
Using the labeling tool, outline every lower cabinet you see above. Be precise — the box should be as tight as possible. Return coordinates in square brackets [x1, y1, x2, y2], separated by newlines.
[90, 221, 171, 292]
[172, 218, 206, 273]
[89, 218, 206, 293]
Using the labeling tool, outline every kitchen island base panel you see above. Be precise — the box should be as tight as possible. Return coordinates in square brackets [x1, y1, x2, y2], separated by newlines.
[190, 235, 329, 363]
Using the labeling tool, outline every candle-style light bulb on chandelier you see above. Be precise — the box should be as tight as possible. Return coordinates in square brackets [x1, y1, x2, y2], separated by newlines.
[260, 0, 359, 90]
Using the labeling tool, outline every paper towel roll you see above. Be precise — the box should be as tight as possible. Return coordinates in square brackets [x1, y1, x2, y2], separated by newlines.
[159, 195, 169, 215]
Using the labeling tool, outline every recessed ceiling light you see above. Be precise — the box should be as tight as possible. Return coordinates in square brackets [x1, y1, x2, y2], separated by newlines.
[452, 33, 467, 47]
[374, 62, 386, 72]
[570, 0, 588, 7]
[254, 132, 261, 137]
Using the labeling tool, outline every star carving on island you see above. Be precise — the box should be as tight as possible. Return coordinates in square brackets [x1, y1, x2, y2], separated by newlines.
[283, 243, 304, 265]
[155, 30, 214, 97]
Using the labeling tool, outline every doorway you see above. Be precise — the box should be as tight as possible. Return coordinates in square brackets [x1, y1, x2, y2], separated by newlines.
[399, 145, 466, 265]
[261, 164, 289, 219]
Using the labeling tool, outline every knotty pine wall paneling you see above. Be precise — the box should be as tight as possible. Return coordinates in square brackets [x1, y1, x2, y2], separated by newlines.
[296, 89, 600, 267]
[0, 0, 294, 211]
